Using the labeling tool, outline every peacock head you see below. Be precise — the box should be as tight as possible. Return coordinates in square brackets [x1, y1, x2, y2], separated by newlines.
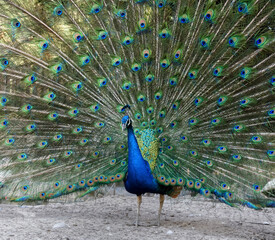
[121, 115, 132, 130]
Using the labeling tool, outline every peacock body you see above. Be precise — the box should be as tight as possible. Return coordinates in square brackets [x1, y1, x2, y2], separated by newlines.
[0, 0, 275, 226]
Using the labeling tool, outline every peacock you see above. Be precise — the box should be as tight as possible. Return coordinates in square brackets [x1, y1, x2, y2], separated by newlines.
[0, 0, 275, 227]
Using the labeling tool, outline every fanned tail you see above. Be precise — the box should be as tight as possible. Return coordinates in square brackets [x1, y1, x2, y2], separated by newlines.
[0, 0, 274, 208]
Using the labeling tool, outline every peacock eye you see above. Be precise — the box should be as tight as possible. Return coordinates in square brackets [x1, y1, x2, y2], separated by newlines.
[238, 3, 248, 13]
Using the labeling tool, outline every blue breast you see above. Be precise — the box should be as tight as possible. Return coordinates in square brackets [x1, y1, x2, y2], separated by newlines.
[124, 126, 163, 195]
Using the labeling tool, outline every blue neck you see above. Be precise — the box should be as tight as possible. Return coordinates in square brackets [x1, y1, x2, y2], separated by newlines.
[124, 125, 160, 195]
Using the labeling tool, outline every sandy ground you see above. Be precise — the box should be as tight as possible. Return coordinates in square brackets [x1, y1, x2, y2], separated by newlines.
[0, 189, 274, 240]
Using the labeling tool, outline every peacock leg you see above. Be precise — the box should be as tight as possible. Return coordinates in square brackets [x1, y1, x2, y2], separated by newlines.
[158, 194, 165, 226]
[136, 195, 142, 227]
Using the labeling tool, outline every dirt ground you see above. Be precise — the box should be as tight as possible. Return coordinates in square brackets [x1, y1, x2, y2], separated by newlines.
[0, 190, 274, 240]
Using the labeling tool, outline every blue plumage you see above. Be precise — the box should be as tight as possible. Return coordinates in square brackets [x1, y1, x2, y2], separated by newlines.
[124, 125, 160, 195]
[124, 120, 171, 195]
